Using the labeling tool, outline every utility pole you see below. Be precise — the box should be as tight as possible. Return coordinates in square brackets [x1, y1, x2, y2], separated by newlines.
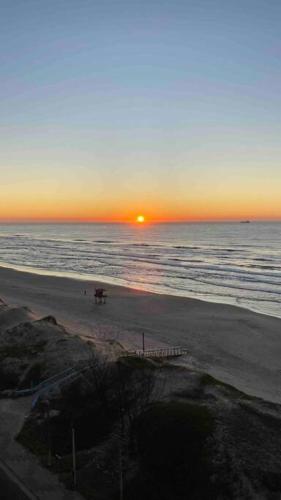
[117, 362, 125, 500]
[142, 332, 145, 356]
[72, 426, 77, 489]
[119, 440, 124, 500]
[46, 399, 52, 467]
[119, 407, 124, 500]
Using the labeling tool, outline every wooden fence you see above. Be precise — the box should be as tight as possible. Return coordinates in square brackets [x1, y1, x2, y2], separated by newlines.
[125, 346, 188, 359]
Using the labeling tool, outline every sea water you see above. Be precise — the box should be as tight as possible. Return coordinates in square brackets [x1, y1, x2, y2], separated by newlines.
[0, 222, 280, 318]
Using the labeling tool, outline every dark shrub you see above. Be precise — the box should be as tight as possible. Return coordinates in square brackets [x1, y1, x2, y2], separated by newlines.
[130, 401, 215, 500]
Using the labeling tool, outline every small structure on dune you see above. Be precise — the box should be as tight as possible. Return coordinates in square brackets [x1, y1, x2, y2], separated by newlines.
[94, 288, 107, 304]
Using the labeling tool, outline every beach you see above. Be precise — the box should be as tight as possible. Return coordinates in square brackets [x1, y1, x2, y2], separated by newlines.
[1, 222, 280, 319]
[0, 265, 280, 405]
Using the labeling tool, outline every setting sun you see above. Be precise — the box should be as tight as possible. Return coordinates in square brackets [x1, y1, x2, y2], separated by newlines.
[136, 215, 145, 223]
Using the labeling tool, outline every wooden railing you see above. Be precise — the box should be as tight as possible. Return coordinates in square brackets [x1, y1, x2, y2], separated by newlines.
[125, 346, 188, 359]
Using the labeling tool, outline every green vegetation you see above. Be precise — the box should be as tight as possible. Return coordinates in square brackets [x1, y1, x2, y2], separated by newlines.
[200, 373, 251, 399]
[0, 341, 47, 390]
[0, 341, 46, 360]
[119, 355, 161, 369]
[17, 357, 218, 500]
[17, 355, 156, 452]
[13, 352, 281, 499]
[19, 361, 46, 389]
[17, 419, 49, 456]
[127, 401, 215, 500]
[0, 366, 19, 390]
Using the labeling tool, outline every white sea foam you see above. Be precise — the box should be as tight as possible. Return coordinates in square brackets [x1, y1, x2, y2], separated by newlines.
[0, 222, 280, 318]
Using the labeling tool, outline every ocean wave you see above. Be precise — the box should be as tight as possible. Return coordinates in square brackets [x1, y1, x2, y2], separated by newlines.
[248, 264, 281, 270]
[1, 222, 281, 318]
[188, 275, 281, 297]
[93, 240, 115, 243]
[173, 245, 200, 250]
[253, 257, 276, 262]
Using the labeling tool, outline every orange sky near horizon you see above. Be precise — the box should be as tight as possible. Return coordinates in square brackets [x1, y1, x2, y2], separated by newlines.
[2, 139, 281, 223]
[1, 189, 281, 223]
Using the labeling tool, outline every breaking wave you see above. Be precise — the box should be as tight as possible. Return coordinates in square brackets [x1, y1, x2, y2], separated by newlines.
[0, 222, 281, 318]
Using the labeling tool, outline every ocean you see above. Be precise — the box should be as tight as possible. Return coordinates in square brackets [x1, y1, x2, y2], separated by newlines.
[0, 222, 280, 318]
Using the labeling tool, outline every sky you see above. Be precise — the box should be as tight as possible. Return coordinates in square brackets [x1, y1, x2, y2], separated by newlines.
[0, 0, 281, 222]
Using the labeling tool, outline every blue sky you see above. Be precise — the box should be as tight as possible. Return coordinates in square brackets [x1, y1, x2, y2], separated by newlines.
[1, 0, 281, 221]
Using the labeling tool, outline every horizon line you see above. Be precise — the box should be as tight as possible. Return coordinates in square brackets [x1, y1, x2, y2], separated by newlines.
[0, 217, 281, 224]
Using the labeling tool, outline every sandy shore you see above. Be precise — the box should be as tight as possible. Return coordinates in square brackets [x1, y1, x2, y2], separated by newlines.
[0, 265, 281, 404]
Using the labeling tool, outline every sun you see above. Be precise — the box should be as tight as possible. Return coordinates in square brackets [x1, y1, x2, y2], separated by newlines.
[136, 215, 145, 223]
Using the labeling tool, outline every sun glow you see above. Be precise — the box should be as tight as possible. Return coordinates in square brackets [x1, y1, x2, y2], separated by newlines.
[136, 215, 145, 223]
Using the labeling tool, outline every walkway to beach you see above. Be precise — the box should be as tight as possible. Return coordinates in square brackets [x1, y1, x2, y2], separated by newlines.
[0, 397, 83, 500]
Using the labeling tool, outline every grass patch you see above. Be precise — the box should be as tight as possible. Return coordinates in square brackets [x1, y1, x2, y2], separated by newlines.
[200, 373, 251, 399]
